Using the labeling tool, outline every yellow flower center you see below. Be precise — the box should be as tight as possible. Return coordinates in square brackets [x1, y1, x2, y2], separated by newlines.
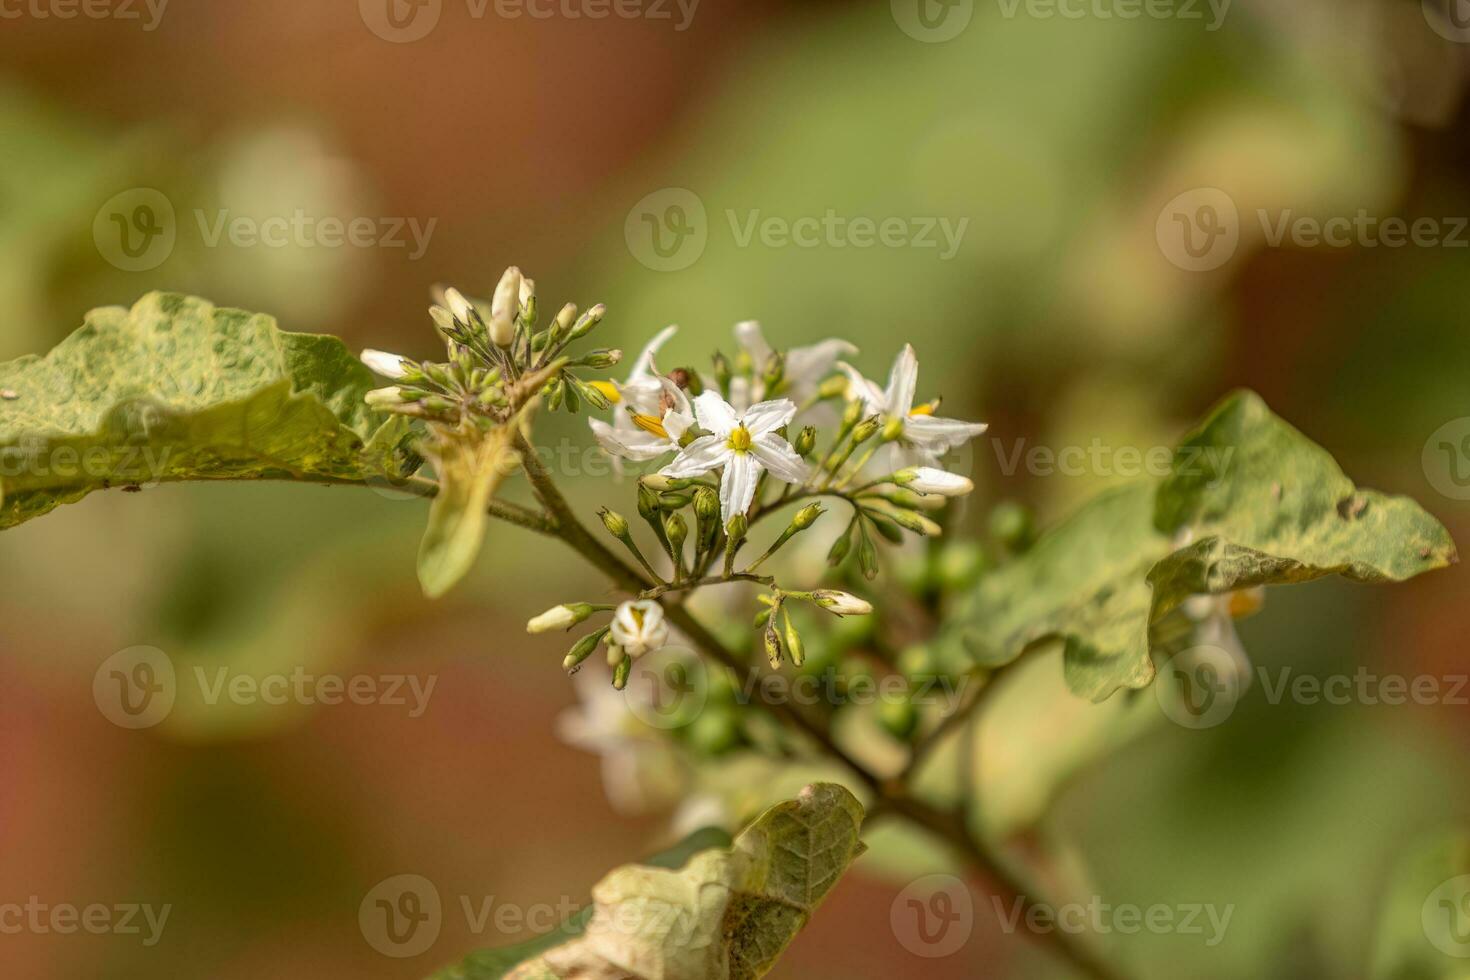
[727, 425, 753, 453]
[632, 413, 669, 439]
[909, 401, 937, 417]
[588, 381, 621, 404]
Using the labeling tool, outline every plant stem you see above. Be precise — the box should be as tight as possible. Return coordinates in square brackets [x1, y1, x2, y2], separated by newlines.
[468, 451, 1130, 980]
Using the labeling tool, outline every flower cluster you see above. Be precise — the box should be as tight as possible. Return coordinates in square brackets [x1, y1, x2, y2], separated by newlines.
[530, 314, 989, 686]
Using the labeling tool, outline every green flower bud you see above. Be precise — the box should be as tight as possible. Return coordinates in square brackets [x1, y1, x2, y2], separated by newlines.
[580, 349, 623, 370]
[882, 506, 942, 537]
[659, 492, 693, 510]
[761, 351, 785, 393]
[711, 350, 732, 393]
[763, 621, 783, 668]
[612, 653, 632, 690]
[817, 375, 849, 400]
[725, 514, 748, 545]
[599, 508, 631, 540]
[569, 303, 606, 340]
[563, 627, 610, 670]
[781, 610, 805, 668]
[792, 502, 824, 530]
[842, 398, 864, 428]
[793, 426, 817, 456]
[664, 512, 688, 553]
[827, 521, 855, 566]
[850, 417, 882, 445]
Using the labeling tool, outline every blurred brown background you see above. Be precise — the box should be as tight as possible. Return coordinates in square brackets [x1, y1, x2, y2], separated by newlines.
[2, 1, 1469, 977]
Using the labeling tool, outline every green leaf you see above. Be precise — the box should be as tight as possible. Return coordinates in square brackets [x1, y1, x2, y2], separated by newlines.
[1370, 831, 1470, 979]
[0, 292, 416, 530]
[954, 390, 1456, 701]
[430, 784, 866, 980]
[416, 428, 520, 599]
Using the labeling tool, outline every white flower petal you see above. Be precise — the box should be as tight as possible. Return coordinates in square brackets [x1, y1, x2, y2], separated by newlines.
[734, 320, 773, 365]
[904, 414, 989, 452]
[664, 409, 695, 442]
[590, 419, 676, 461]
[661, 435, 729, 478]
[693, 391, 739, 438]
[883, 345, 920, 417]
[750, 434, 810, 485]
[904, 466, 974, 496]
[785, 339, 858, 387]
[629, 325, 678, 382]
[361, 349, 410, 379]
[837, 362, 885, 414]
[741, 398, 797, 437]
[719, 452, 760, 522]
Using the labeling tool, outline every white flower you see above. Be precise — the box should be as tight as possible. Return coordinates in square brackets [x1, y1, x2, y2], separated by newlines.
[555, 668, 689, 815]
[660, 392, 810, 522]
[811, 590, 873, 616]
[726, 321, 856, 409]
[839, 345, 988, 468]
[895, 466, 974, 496]
[609, 599, 670, 658]
[361, 349, 411, 379]
[588, 326, 696, 464]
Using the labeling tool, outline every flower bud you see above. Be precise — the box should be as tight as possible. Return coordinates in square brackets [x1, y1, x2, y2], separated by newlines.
[712, 350, 732, 392]
[555, 302, 578, 333]
[895, 466, 974, 496]
[818, 375, 849, 400]
[489, 315, 516, 348]
[884, 507, 943, 537]
[518, 276, 537, 326]
[361, 349, 412, 379]
[763, 621, 783, 668]
[725, 514, 748, 547]
[850, 417, 882, 445]
[491, 266, 522, 324]
[443, 287, 477, 326]
[761, 351, 785, 392]
[365, 386, 407, 408]
[563, 628, 609, 670]
[781, 611, 805, 668]
[429, 305, 457, 338]
[637, 483, 661, 521]
[791, 502, 824, 530]
[842, 398, 864, 428]
[612, 653, 632, 690]
[812, 590, 873, 616]
[527, 603, 594, 633]
[599, 508, 631, 539]
[569, 304, 606, 340]
[580, 349, 623, 370]
[664, 512, 688, 553]
[793, 426, 817, 456]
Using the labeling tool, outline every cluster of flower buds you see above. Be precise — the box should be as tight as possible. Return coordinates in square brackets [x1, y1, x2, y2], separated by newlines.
[360, 267, 621, 431]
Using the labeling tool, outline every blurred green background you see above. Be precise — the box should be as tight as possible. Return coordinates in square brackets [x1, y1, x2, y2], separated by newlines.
[2, 1, 1469, 977]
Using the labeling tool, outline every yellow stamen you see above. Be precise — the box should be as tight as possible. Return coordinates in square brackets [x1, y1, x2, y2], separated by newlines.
[1228, 587, 1265, 619]
[589, 381, 621, 404]
[909, 400, 939, 417]
[632, 413, 669, 439]
[727, 425, 753, 452]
